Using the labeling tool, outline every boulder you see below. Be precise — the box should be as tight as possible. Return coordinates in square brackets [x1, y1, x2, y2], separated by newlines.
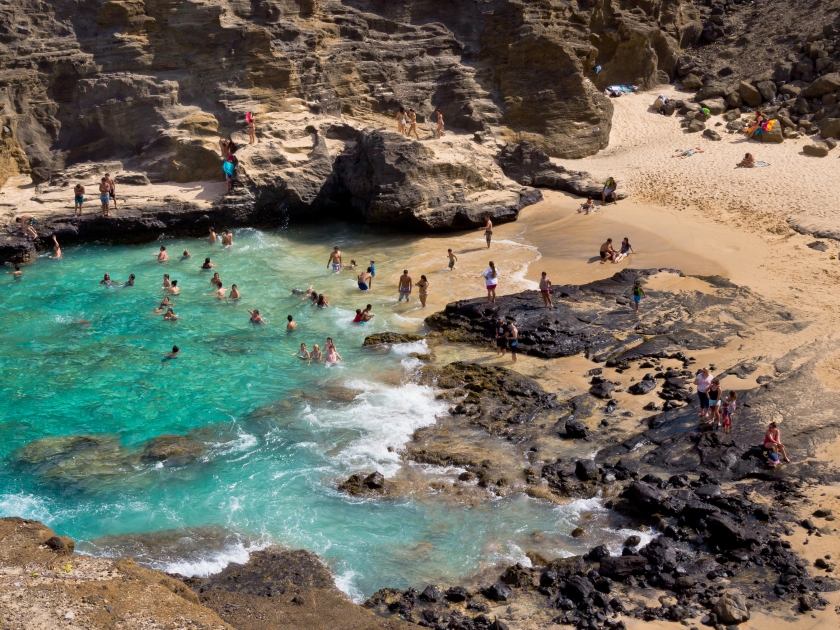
[564, 420, 589, 439]
[804, 142, 830, 157]
[756, 80, 777, 102]
[682, 74, 703, 90]
[575, 459, 599, 481]
[497, 142, 608, 198]
[726, 91, 743, 108]
[702, 129, 722, 141]
[772, 63, 793, 83]
[699, 98, 727, 115]
[802, 73, 840, 99]
[821, 118, 840, 139]
[739, 81, 762, 107]
[363, 332, 425, 346]
[712, 591, 750, 624]
[628, 379, 657, 394]
[757, 123, 784, 143]
[483, 582, 511, 602]
[687, 119, 706, 133]
[589, 381, 615, 399]
[445, 586, 468, 602]
[563, 575, 593, 602]
[599, 555, 648, 579]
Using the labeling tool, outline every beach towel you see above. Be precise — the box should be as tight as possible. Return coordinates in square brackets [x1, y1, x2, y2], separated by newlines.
[222, 160, 235, 177]
[754, 161, 770, 167]
[605, 85, 639, 97]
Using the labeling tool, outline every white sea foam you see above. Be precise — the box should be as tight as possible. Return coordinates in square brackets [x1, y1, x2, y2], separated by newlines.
[159, 539, 270, 577]
[334, 568, 365, 603]
[0, 493, 54, 524]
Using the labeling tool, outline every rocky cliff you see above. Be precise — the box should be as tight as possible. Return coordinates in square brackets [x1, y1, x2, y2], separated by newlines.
[1, 0, 701, 229]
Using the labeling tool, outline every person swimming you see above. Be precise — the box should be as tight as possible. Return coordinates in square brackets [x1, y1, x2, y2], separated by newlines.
[310, 344, 322, 364]
[163, 345, 180, 360]
[163, 273, 171, 288]
[204, 285, 227, 299]
[163, 307, 178, 320]
[168, 280, 180, 295]
[292, 285, 314, 297]
[208, 228, 217, 244]
[100, 273, 113, 286]
[293, 343, 310, 361]
[324, 344, 342, 366]
[353, 309, 363, 323]
[247, 309, 266, 324]
[229, 284, 241, 300]
[210, 273, 222, 288]
[286, 314, 297, 331]
[358, 268, 372, 291]
[8, 264, 24, 278]
[124, 274, 136, 287]
[155, 297, 174, 313]
[156, 246, 169, 262]
[180, 250, 191, 260]
[315, 294, 329, 309]
[201, 257, 216, 270]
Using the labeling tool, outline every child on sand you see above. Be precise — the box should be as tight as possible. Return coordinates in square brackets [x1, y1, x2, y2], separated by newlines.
[722, 391, 736, 434]
[539, 272, 554, 308]
[577, 198, 595, 214]
[447, 249, 457, 270]
[632, 280, 645, 313]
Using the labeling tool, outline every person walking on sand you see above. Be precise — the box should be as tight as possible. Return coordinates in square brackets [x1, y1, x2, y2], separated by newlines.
[763, 422, 791, 462]
[15, 215, 37, 239]
[407, 108, 420, 140]
[395, 106, 407, 135]
[602, 177, 618, 205]
[631, 279, 645, 313]
[722, 391, 736, 435]
[398, 269, 412, 302]
[416, 275, 429, 308]
[481, 217, 493, 248]
[327, 246, 342, 273]
[105, 173, 117, 210]
[99, 177, 111, 216]
[506, 321, 519, 363]
[247, 309, 266, 324]
[435, 109, 444, 138]
[246, 112, 256, 145]
[447, 248, 457, 270]
[495, 318, 508, 358]
[208, 228, 218, 244]
[539, 271, 553, 308]
[694, 368, 713, 422]
[482, 261, 499, 303]
[51, 235, 62, 259]
[358, 267, 372, 291]
[73, 183, 85, 216]
[156, 246, 169, 262]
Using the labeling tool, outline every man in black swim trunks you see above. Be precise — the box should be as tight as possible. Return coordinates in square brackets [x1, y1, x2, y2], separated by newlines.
[495, 318, 508, 358]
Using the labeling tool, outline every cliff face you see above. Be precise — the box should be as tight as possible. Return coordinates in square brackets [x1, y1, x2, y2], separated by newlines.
[0, 0, 698, 228]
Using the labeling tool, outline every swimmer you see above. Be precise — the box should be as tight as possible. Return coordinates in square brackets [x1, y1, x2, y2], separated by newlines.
[353, 309, 364, 323]
[327, 246, 342, 273]
[416, 275, 429, 308]
[51, 235, 62, 259]
[325, 343, 342, 366]
[309, 291, 319, 306]
[155, 297, 173, 313]
[208, 228, 217, 244]
[204, 285, 228, 299]
[369, 260, 376, 288]
[247, 309, 266, 324]
[343, 259, 357, 270]
[360, 304, 375, 322]
[168, 280, 180, 295]
[229, 284, 241, 300]
[358, 267, 372, 291]
[201, 257, 216, 270]
[180, 250, 191, 260]
[156, 246, 169, 262]
[293, 343, 310, 360]
[286, 315, 297, 331]
[210, 272, 222, 287]
[447, 249, 457, 270]
[292, 285, 314, 297]
[221, 229, 233, 247]
[7, 264, 24, 277]
[163, 307, 178, 321]
[325, 337, 338, 356]
[162, 273, 171, 288]
[398, 269, 412, 302]
[124, 273, 136, 287]
[315, 294, 329, 309]
[100, 273, 113, 285]
[163, 345, 180, 360]
[310, 344, 322, 364]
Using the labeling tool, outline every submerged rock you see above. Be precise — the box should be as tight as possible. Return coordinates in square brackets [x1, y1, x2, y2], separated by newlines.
[140, 435, 208, 467]
[363, 332, 425, 347]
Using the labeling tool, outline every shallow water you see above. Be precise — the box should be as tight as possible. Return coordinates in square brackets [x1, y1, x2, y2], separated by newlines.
[0, 225, 644, 599]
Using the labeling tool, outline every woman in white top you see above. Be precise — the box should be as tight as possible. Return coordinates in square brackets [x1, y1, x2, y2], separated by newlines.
[694, 368, 714, 421]
[481, 261, 499, 304]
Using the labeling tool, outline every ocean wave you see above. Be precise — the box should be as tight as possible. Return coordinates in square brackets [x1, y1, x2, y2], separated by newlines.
[0, 493, 55, 524]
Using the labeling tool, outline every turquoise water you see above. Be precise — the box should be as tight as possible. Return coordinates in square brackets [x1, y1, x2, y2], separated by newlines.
[0, 226, 643, 598]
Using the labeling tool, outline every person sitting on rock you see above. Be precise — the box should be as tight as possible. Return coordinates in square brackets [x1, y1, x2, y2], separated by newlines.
[735, 153, 756, 168]
[15, 214, 37, 239]
[602, 177, 618, 204]
[763, 422, 791, 463]
[742, 111, 765, 138]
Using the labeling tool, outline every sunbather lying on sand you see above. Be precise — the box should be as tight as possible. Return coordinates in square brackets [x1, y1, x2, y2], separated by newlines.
[673, 148, 704, 158]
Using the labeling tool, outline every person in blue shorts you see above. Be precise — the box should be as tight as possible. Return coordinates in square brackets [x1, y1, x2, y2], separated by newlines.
[358, 267, 372, 291]
[73, 183, 85, 216]
[327, 246, 342, 273]
[632, 280, 645, 313]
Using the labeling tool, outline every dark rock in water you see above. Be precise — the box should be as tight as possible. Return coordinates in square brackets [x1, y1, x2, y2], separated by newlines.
[484, 582, 511, 601]
[628, 379, 657, 395]
[363, 332, 425, 346]
[364, 472, 385, 489]
[420, 585, 441, 602]
[586, 545, 610, 561]
[338, 471, 391, 496]
[570, 527, 586, 538]
[623, 535, 641, 548]
[497, 142, 621, 199]
[140, 434, 208, 467]
[599, 555, 648, 579]
[589, 381, 615, 399]
[807, 241, 829, 252]
[575, 459, 599, 481]
[445, 586, 468, 602]
[564, 420, 589, 439]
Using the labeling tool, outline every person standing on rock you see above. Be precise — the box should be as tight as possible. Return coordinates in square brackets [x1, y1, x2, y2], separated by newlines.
[482, 216, 493, 248]
[694, 368, 714, 422]
[105, 173, 118, 210]
[99, 178, 111, 216]
[631, 279, 645, 314]
[435, 109, 444, 138]
[539, 271, 554, 308]
[73, 183, 85, 216]
[395, 106, 407, 135]
[495, 318, 508, 358]
[327, 246, 342, 273]
[506, 321, 519, 363]
[407, 109, 420, 140]
[415, 275, 429, 307]
[246, 112, 256, 145]
[398, 269, 412, 302]
[602, 177, 618, 205]
[482, 261, 499, 303]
